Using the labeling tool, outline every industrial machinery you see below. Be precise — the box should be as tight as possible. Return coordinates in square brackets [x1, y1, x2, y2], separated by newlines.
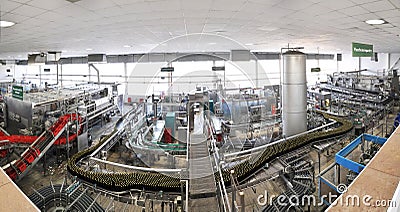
[66, 110, 352, 192]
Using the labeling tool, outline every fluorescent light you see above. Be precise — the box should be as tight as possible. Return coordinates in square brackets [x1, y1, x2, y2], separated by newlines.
[86, 48, 93, 51]
[245, 43, 254, 46]
[123, 45, 132, 48]
[0, 20, 15, 28]
[208, 42, 217, 45]
[365, 19, 385, 25]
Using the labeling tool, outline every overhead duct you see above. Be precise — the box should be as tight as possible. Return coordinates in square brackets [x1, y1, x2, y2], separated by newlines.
[88, 54, 107, 63]
[230, 49, 250, 61]
[281, 50, 307, 137]
[28, 54, 46, 65]
[46, 51, 61, 62]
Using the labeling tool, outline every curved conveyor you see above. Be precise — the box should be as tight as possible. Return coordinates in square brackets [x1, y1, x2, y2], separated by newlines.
[67, 112, 353, 192]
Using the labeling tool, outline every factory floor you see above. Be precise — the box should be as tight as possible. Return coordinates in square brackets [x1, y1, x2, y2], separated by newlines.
[4, 105, 398, 212]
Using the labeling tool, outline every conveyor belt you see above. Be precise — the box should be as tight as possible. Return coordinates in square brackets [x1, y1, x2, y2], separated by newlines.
[67, 112, 353, 192]
[0, 116, 81, 158]
[2, 114, 81, 181]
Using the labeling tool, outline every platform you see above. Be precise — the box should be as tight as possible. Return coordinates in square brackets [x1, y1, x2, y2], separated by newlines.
[328, 128, 400, 211]
[0, 168, 39, 211]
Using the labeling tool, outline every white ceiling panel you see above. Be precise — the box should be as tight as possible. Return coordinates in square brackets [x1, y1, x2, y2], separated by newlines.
[339, 6, 370, 16]
[387, 0, 400, 8]
[26, 0, 70, 10]
[278, 0, 314, 11]
[1, 0, 400, 59]
[319, 0, 356, 10]
[53, 4, 88, 17]
[119, 2, 151, 14]
[76, 0, 118, 10]
[352, 12, 382, 21]
[361, 0, 396, 12]
[181, 0, 212, 10]
[11, 4, 47, 17]
[0, 0, 23, 13]
[300, 3, 333, 15]
[240, 2, 270, 14]
[375, 9, 400, 18]
[148, 0, 180, 11]
[212, 0, 247, 11]
[0, 12, 30, 23]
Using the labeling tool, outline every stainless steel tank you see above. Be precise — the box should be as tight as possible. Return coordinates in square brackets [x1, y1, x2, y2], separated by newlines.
[282, 51, 307, 137]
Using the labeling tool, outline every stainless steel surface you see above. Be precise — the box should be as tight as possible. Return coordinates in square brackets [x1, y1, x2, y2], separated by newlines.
[282, 51, 307, 137]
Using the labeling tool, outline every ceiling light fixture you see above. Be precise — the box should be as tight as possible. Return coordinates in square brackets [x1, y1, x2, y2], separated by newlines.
[245, 43, 254, 46]
[123, 45, 132, 48]
[86, 48, 93, 51]
[0, 20, 16, 28]
[365, 19, 386, 25]
[208, 42, 217, 45]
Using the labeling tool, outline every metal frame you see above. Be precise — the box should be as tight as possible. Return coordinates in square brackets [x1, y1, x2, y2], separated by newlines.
[335, 133, 386, 173]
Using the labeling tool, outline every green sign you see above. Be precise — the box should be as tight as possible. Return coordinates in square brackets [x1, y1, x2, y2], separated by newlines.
[311, 67, 321, 72]
[352, 42, 373, 57]
[12, 85, 23, 100]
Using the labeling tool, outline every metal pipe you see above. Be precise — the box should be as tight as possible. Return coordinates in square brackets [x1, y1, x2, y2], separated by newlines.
[88, 63, 101, 85]
[239, 191, 245, 212]
[56, 62, 59, 85]
[231, 170, 236, 212]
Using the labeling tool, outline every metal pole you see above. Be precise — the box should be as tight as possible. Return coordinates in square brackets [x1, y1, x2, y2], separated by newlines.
[39, 65, 42, 88]
[224, 65, 226, 88]
[318, 151, 321, 174]
[67, 120, 69, 161]
[60, 63, 63, 89]
[231, 170, 236, 212]
[124, 62, 128, 102]
[239, 191, 245, 212]
[255, 59, 259, 88]
[43, 152, 46, 176]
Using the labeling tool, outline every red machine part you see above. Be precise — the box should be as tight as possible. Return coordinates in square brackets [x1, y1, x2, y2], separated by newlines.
[2, 114, 83, 181]
[4, 165, 17, 181]
[164, 128, 172, 143]
[0, 114, 82, 157]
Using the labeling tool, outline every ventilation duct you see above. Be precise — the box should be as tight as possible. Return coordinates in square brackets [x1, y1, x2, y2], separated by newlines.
[28, 54, 46, 65]
[88, 54, 107, 63]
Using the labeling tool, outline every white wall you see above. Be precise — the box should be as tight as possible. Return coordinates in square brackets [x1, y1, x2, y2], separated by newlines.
[1, 51, 398, 101]
[389, 53, 400, 68]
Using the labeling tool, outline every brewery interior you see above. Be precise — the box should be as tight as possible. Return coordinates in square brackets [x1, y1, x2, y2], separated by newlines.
[0, 0, 400, 211]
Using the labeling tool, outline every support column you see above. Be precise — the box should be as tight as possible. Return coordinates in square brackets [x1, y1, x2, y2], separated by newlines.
[255, 59, 259, 88]
[124, 62, 128, 102]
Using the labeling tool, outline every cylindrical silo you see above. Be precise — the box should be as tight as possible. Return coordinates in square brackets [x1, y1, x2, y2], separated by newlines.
[282, 51, 307, 137]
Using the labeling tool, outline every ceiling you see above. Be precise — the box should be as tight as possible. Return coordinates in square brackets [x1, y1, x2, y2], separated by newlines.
[0, 0, 399, 59]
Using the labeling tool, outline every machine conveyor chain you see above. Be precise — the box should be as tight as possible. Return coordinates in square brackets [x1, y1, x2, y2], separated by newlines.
[67, 112, 353, 192]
